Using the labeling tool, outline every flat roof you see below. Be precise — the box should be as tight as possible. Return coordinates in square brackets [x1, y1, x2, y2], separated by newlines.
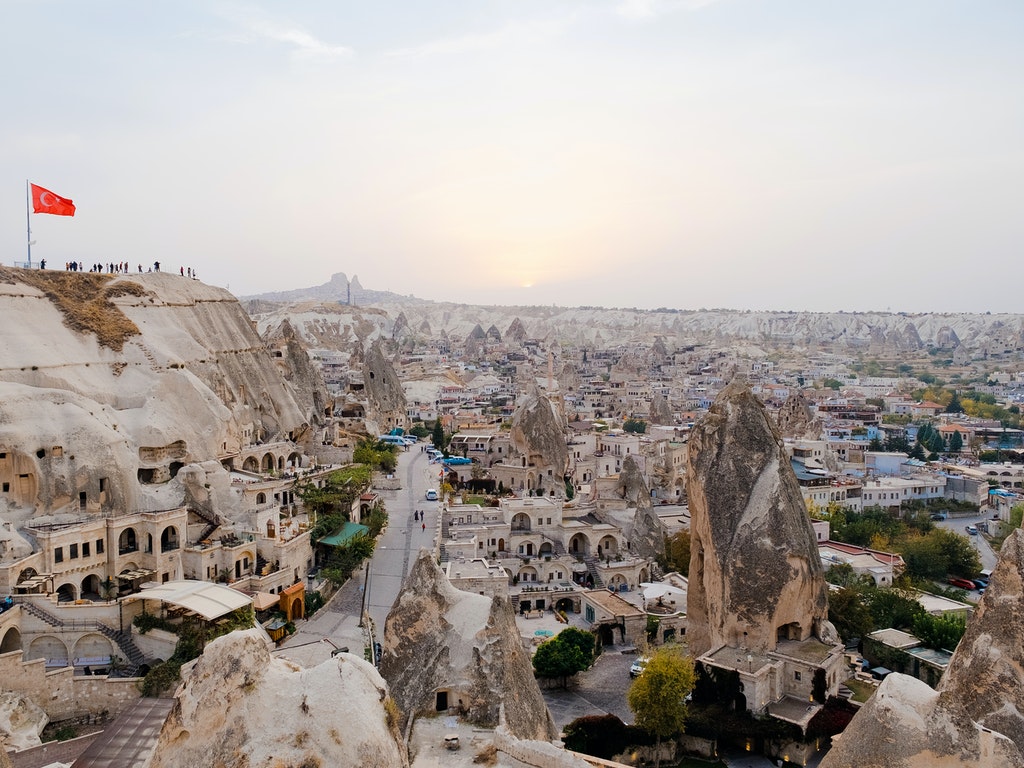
[131, 579, 252, 621]
[868, 628, 920, 649]
[71, 696, 174, 767]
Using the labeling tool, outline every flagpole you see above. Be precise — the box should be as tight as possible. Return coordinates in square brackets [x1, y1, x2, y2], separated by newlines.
[25, 180, 32, 268]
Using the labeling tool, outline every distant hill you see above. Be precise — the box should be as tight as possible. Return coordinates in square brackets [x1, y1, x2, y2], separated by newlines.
[241, 272, 425, 306]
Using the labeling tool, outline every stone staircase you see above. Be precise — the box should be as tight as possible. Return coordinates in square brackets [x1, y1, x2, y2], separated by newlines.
[135, 341, 161, 371]
[583, 556, 605, 589]
[191, 506, 222, 542]
[18, 600, 149, 676]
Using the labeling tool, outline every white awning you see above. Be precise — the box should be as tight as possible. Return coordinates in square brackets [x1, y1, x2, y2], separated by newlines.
[131, 580, 252, 621]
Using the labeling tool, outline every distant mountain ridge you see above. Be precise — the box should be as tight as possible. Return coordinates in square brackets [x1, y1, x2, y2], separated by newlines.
[243, 274, 1024, 355]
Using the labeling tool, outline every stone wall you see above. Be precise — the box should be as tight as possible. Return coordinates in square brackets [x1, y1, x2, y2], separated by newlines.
[0, 650, 140, 720]
[492, 726, 595, 768]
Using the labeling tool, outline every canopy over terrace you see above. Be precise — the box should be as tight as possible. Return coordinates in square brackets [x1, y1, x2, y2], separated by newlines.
[127, 579, 252, 620]
[319, 521, 370, 547]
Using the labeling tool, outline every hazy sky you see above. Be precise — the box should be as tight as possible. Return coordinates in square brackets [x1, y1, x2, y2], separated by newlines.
[3, 1, 1022, 312]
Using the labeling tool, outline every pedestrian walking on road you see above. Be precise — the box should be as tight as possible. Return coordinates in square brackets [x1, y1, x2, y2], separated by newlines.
[422, 522, 426, 532]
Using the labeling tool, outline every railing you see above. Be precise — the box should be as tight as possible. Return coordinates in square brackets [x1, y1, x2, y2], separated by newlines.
[119, 545, 138, 555]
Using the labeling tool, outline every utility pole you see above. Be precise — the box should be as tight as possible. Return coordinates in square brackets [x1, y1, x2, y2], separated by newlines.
[358, 560, 369, 627]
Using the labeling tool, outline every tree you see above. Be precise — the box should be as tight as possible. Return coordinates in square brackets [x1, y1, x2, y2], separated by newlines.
[868, 436, 884, 452]
[946, 392, 964, 413]
[827, 587, 874, 642]
[623, 418, 647, 434]
[912, 612, 966, 652]
[865, 588, 925, 631]
[627, 646, 696, 768]
[659, 530, 691, 574]
[431, 419, 446, 451]
[532, 628, 595, 687]
[949, 430, 964, 453]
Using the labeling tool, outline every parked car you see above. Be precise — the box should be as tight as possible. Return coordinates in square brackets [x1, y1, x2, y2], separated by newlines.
[965, 525, 978, 535]
[630, 658, 649, 678]
[971, 579, 989, 590]
[948, 577, 976, 590]
[930, 511, 948, 521]
[425, 489, 438, 501]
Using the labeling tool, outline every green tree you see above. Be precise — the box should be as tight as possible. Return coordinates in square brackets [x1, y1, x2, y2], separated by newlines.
[949, 430, 964, 453]
[408, 422, 431, 439]
[352, 438, 398, 472]
[933, 527, 981, 578]
[623, 418, 647, 434]
[912, 612, 966, 652]
[868, 436, 884, 452]
[627, 646, 696, 768]
[532, 629, 595, 687]
[823, 378, 842, 391]
[659, 530, 691, 574]
[865, 588, 925, 631]
[946, 392, 964, 413]
[827, 587, 874, 642]
[432, 419, 446, 451]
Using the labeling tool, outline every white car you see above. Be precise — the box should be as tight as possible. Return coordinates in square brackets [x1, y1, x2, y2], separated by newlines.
[629, 658, 648, 678]
[425, 489, 438, 501]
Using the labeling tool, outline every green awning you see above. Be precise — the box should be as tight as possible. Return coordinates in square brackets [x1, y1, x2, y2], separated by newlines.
[319, 521, 370, 547]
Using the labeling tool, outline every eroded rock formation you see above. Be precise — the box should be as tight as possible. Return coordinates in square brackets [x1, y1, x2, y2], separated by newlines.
[648, 393, 673, 425]
[380, 549, 556, 742]
[508, 388, 569, 494]
[149, 629, 407, 768]
[686, 380, 833, 656]
[775, 392, 821, 439]
[0, 692, 47, 752]
[0, 272, 322, 526]
[819, 532, 1024, 767]
[819, 674, 1023, 768]
[362, 340, 407, 436]
[938, 530, 1024, 744]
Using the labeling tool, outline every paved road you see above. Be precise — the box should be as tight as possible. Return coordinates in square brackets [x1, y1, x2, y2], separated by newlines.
[277, 445, 436, 668]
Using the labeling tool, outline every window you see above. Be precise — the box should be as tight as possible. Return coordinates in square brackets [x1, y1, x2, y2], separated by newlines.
[69, 543, 78, 559]
[1, 483, 7, 493]
[54, 547, 64, 563]
[83, 542, 90, 557]
[96, 539, 104, 554]
[795, 671, 802, 681]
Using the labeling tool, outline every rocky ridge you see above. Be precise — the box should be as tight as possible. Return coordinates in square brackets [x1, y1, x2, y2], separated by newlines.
[244, 279, 1024, 354]
[0, 269, 323, 549]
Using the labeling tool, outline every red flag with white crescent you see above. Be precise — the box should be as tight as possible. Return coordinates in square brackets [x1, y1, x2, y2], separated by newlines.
[31, 183, 76, 216]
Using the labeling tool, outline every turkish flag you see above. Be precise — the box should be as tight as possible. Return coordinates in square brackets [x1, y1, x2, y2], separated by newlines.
[31, 183, 76, 216]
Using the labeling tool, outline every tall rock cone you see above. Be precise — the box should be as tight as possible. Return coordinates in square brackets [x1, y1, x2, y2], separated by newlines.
[938, 529, 1024, 745]
[379, 549, 556, 742]
[686, 380, 834, 656]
